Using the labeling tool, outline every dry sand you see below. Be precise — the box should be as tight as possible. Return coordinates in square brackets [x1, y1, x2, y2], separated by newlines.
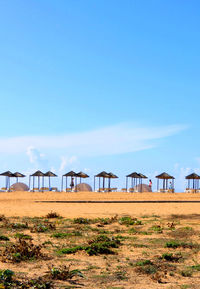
[1, 191, 200, 217]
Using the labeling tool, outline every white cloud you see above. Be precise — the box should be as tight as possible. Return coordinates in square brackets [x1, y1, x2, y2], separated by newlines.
[26, 146, 48, 170]
[0, 123, 187, 157]
[59, 155, 78, 172]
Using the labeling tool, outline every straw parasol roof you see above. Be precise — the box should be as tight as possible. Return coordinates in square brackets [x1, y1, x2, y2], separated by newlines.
[108, 172, 118, 179]
[138, 173, 148, 179]
[13, 172, 25, 178]
[76, 172, 89, 178]
[0, 171, 13, 177]
[185, 173, 200, 179]
[31, 170, 44, 177]
[44, 171, 57, 177]
[63, 171, 76, 177]
[126, 172, 140, 178]
[156, 172, 175, 179]
[95, 171, 110, 178]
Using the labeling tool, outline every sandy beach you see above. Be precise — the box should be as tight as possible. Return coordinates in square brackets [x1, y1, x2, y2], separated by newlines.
[1, 191, 200, 217]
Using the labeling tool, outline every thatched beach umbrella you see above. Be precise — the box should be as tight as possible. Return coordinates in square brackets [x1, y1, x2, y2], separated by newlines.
[76, 172, 89, 184]
[156, 172, 175, 191]
[108, 172, 118, 191]
[62, 171, 77, 191]
[126, 172, 140, 191]
[0, 171, 13, 190]
[44, 171, 57, 190]
[94, 171, 110, 191]
[13, 172, 25, 183]
[29, 170, 45, 191]
[185, 173, 200, 191]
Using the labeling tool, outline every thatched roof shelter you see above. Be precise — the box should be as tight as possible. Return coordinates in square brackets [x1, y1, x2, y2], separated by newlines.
[156, 172, 174, 179]
[107, 172, 118, 191]
[29, 171, 45, 191]
[156, 172, 175, 191]
[76, 172, 89, 184]
[94, 171, 110, 191]
[185, 173, 200, 190]
[44, 171, 57, 189]
[126, 172, 147, 192]
[61, 171, 77, 191]
[0, 171, 13, 190]
[13, 172, 25, 183]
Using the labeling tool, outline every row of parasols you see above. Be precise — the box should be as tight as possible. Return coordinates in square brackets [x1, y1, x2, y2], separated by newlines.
[0, 170, 199, 192]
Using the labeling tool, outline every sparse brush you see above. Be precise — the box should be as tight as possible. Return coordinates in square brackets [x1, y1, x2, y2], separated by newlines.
[0, 215, 6, 222]
[73, 217, 92, 224]
[165, 240, 199, 249]
[14, 233, 32, 240]
[31, 221, 56, 233]
[57, 235, 121, 256]
[11, 222, 28, 229]
[2, 239, 43, 263]
[46, 265, 84, 281]
[119, 216, 142, 226]
[0, 235, 9, 241]
[46, 211, 61, 219]
[150, 225, 163, 234]
[161, 252, 182, 262]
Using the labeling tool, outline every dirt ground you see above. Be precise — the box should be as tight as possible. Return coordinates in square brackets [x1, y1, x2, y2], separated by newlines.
[0, 192, 200, 288]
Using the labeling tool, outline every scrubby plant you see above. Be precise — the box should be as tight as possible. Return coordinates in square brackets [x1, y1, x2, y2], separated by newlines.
[31, 221, 56, 233]
[73, 217, 92, 224]
[58, 235, 121, 256]
[48, 265, 83, 280]
[136, 259, 152, 266]
[161, 252, 182, 262]
[119, 216, 142, 226]
[2, 239, 43, 263]
[150, 225, 163, 234]
[0, 235, 9, 241]
[45, 211, 60, 219]
[14, 233, 32, 240]
[11, 222, 28, 229]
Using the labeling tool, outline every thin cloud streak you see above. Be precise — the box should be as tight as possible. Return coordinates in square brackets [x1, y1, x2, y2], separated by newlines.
[0, 123, 187, 156]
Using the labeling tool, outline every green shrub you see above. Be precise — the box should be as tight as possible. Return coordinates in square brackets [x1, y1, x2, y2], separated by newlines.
[14, 233, 32, 240]
[73, 218, 92, 224]
[119, 216, 142, 226]
[150, 225, 163, 233]
[58, 245, 84, 255]
[49, 265, 83, 280]
[136, 259, 152, 266]
[165, 240, 182, 248]
[0, 235, 9, 241]
[181, 269, 193, 277]
[11, 222, 28, 229]
[190, 264, 200, 271]
[0, 269, 14, 282]
[58, 235, 121, 256]
[51, 232, 73, 238]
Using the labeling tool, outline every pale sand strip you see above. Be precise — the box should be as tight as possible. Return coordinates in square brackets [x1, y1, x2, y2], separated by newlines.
[0, 191, 200, 217]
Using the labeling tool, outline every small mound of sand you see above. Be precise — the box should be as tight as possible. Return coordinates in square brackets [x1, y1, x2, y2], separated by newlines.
[10, 182, 29, 191]
[135, 184, 152, 192]
[75, 183, 92, 192]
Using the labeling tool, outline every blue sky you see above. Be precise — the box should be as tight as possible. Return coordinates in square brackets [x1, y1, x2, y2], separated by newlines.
[0, 0, 199, 191]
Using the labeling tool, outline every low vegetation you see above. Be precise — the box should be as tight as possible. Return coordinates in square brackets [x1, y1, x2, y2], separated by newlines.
[0, 213, 199, 288]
